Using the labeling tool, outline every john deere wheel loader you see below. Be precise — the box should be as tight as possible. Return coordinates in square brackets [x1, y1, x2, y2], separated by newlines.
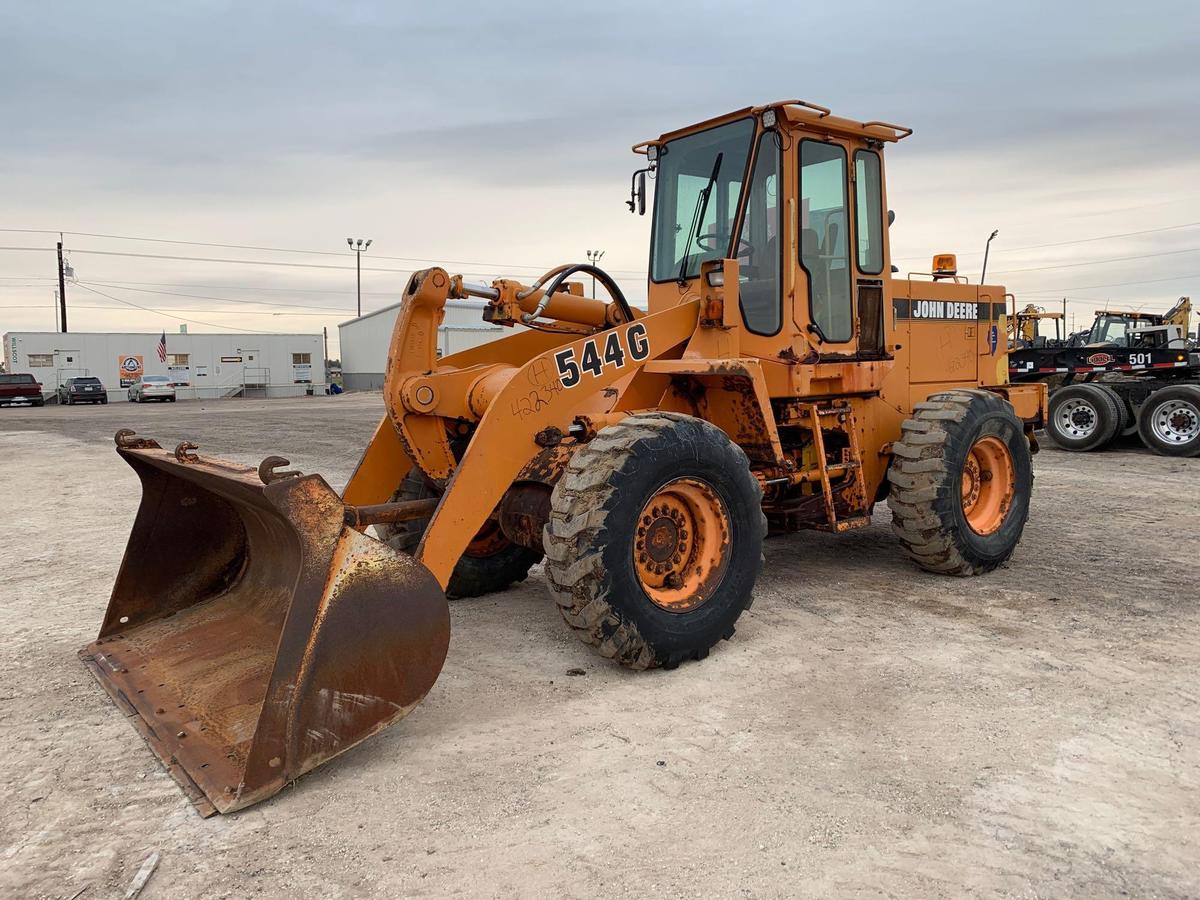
[81, 100, 1047, 816]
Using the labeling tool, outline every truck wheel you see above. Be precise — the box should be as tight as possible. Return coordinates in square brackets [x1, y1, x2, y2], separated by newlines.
[1046, 384, 1121, 451]
[543, 413, 765, 670]
[378, 470, 541, 599]
[1136, 384, 1200, 457]
[888, 389, 1032, 576]
[1093, 383, 1132, 441]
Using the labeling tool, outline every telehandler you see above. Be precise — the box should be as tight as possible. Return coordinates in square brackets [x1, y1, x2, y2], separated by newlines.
[81, 100, 1047, 816]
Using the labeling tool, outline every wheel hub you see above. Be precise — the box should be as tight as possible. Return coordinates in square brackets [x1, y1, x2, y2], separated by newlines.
[960, 435, 1016, 536]
[634, 478, 730, 612]
[1058, 399, 1097, 438]
[1153, 400, 1200, 444]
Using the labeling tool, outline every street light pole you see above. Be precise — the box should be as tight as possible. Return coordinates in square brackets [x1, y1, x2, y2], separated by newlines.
[346, 237, 373, 317]
[585, 249, 605, 297]
[980, 229, 998, 285]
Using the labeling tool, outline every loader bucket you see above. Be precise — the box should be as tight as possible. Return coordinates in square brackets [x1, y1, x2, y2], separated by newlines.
[79, 438, 450, 816]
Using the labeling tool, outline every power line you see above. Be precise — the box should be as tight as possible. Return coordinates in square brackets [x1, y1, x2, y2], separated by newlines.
[1018, 272, 1200, 294]
[0, 227, 649, 276]
[1, 245, 650, 282]
[989, 246, 1200, 276]
[72, 282, 279, 333]
[77, 281, 354, 313]
[0, 302, 339, 317]
[892, 220, 1200, 262]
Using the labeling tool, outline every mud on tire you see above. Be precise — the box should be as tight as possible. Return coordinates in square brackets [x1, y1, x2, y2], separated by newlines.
[377, 470, 541, 599]
[887, 389, 1032, 576]
[542, 412, 765, 670]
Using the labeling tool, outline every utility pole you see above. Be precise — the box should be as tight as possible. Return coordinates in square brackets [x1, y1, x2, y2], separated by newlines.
[346, 237, 372, 317]
[323, 326, 329, 369]
[585, 249, 605, 297]
[979, 230, 998, 285]
[57, 239, 68, 333]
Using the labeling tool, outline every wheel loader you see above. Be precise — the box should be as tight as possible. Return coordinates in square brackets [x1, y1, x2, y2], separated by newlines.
[81, 100, 1048, 816]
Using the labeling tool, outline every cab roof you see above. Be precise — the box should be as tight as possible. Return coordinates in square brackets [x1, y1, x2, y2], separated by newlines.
[634, 100, 912, 156]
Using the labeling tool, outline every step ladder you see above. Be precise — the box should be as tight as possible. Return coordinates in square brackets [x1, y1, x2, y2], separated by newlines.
[802, 402, 870, 533]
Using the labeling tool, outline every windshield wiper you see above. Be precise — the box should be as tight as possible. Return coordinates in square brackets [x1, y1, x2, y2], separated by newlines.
[677, 151, 723, 284]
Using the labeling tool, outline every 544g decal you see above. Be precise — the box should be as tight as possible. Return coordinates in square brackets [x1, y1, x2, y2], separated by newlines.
[555, 322, 649, 389]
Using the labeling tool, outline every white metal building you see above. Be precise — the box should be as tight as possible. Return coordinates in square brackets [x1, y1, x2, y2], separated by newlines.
[338, 299, 506, 391]
[3, 331, 325, 401]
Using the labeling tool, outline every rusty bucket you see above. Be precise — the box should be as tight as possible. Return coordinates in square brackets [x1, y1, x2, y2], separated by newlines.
[79, 434, 450, 816]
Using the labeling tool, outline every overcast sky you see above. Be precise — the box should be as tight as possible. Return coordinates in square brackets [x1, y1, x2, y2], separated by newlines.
[3, 0, 1199, 356]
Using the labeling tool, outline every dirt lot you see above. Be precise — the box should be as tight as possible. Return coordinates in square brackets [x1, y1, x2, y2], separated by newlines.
[1, 393, 1197, 898]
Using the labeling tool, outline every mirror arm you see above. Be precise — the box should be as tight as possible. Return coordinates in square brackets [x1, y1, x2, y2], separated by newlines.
[627, 166, 652, 215]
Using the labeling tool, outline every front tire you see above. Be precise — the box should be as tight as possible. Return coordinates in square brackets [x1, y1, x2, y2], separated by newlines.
[1136, 385, 1200, 457]
[377, 470, 541, 599]
[543, 413, 765, 670]
[888, 390, 1032, 576]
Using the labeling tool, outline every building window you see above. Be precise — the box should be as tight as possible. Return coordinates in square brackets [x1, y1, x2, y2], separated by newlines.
[168, 353, 189, 366]
[27, 353, 53, 367]
[292, 353, 312, 365]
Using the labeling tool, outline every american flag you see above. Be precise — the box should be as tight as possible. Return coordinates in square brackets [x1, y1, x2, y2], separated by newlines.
[156, 330, 167, 362]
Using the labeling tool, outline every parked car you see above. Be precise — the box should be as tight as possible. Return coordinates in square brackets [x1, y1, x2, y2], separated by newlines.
[58, 376, 108, 405]
[127, 375, 177, 403]
[0, 373, 45, 407]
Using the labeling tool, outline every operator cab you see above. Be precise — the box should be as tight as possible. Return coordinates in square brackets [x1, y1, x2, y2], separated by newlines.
[634, 101, 909, 362]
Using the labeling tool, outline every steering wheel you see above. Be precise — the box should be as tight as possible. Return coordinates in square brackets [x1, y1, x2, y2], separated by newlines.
[694, 233, 753, 257]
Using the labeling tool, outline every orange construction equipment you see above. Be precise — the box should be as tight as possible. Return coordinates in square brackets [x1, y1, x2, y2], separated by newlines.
[81, 100, 1047, 815]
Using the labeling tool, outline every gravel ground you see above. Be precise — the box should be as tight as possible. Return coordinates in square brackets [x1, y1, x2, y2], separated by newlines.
[1, 394, 1197, 899]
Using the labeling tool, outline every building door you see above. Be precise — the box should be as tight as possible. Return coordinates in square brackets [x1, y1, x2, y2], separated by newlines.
[241, 350, 268, 390]
[55, 350, 86, 391]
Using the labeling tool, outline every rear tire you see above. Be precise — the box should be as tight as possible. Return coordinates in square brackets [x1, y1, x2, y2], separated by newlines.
[377, 470, 541, 599]
[888, 389, 1032, 576]
[1046, 383, 1120, 451]
[1136, 384, 1200, 457]
[543, 413, 764, 670]
[1092, 383, 1130, 443]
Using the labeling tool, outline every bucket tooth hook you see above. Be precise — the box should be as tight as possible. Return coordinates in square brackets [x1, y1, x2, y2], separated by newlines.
[174, 441, 200, 463]
[258, 455, 302, 484]
[115, 429, 161, 450]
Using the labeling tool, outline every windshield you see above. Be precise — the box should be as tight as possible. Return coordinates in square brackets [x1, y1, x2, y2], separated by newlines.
[1092, 316, 1131, 346]
[144, 376, 170, 383]
[0, 374, 35, 384]
[74, 377, 100, 384]
[650, 118, 755, 282]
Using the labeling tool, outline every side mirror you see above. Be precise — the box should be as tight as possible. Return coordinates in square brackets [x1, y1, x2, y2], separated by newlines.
[887, 209, 896, 226]
[627, 168, 648, 216]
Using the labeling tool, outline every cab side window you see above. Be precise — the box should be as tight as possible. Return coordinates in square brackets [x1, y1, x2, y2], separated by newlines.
[736, 134, 782, 334]
[853, 150, 884, 275]
[800, 141, 853, 343]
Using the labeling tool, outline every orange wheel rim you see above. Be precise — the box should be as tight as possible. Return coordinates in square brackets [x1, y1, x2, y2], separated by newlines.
[464, 519, 509, 557]
[961, 436, 1015, 536]
[633, 478, 731, 612]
